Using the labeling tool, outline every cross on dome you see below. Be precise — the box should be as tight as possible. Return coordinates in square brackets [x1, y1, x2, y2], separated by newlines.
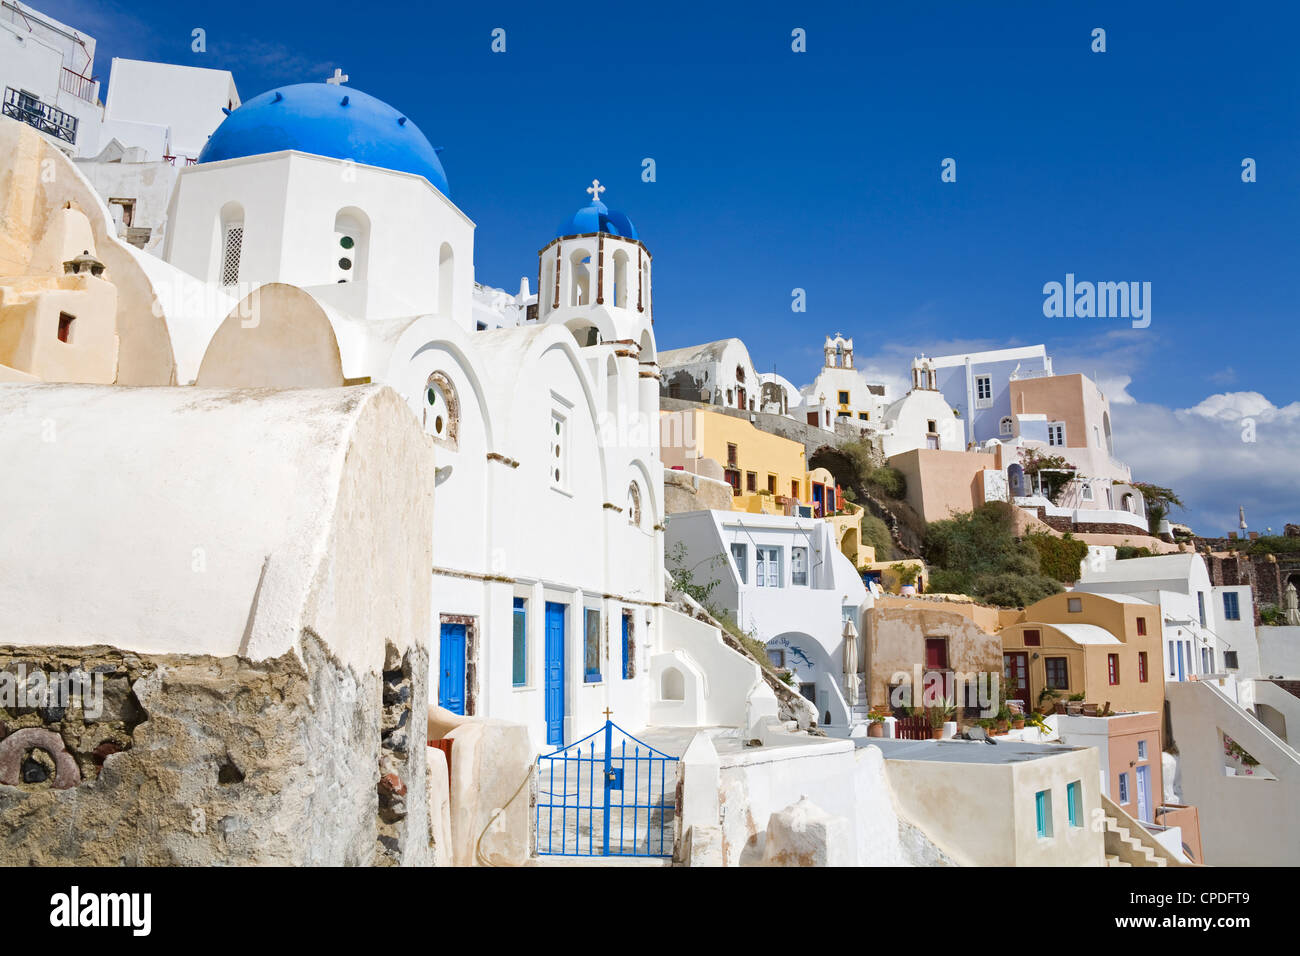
[586, 179, 605, 204]
[326, 68, 349, 86]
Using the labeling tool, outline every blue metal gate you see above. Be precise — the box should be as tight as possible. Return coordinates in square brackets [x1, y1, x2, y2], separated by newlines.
[535, 717, 678, 858]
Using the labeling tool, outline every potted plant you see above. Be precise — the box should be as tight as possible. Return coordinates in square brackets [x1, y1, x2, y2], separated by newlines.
[891, 562, 921, 596]
[1066, 692, 1085, 716]
[928, 698, 955, 739]
[866, 706, 889, 738]
[1012, 712, 1026, 730]
[995, 704, 1011, 734]
[1023, 711, 1050, 736]
[1037, 686, 1061, 716]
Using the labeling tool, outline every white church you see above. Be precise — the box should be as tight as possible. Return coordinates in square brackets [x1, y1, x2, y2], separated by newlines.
[0, 65, 777, 755]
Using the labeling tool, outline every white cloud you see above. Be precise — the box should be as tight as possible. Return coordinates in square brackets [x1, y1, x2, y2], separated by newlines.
[1096, 374, 1136, 405]
[1184, 391, 1300, 424]
[1112, 391, 1300, 536]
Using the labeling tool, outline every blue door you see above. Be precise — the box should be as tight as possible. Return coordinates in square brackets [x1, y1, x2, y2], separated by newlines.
[621, 612, 630, 679]
[439, 622, 466, 715]
[1176, 642, 1185, 681]
[544, 602, 566, 746]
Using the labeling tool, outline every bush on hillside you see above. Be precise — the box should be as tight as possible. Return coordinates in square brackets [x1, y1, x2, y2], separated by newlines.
[1116, 545, 1155, 560]
[860, 514, 893, 561]
[921, 502, 1063, 607]
[1027, 532, 1090, 583]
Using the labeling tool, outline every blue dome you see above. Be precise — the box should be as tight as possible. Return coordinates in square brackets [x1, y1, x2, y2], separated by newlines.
[198, 83, 449, 195]
[556, 198, 638, 240]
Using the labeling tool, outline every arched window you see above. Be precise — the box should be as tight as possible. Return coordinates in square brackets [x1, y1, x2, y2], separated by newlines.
[423, 371, 459, 449]
[999, 416, 1014, 436]
[640, 260, 650, 312]
[569, 249, 592, 306]
[333, 207, 369, 283]
[438, 243, 454, 317]
[612, 248, 629, 308]
[218, 201, 244, 287]
[627, 482, 642, 527]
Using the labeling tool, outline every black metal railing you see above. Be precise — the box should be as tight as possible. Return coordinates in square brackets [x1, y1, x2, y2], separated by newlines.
[3, 87, 78, 145]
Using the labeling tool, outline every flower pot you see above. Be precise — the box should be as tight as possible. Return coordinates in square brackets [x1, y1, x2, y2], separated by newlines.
[996, 720, 1009, 733]
[1012, 718, 1025, 729]
[1066, 701, 1084, 715]
[931, 727, 945, 740]
[868, 722, 885, 738]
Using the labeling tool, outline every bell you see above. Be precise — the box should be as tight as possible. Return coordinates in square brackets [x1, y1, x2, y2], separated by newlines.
[62, 250, 105, 277]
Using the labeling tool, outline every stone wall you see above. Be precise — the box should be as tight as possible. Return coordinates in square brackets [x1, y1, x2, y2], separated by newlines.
[663, 467, 734, 515]
[0, 635, 429, 865]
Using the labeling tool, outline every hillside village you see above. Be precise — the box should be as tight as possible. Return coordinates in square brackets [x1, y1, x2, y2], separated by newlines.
[2, 3, 1298, 868]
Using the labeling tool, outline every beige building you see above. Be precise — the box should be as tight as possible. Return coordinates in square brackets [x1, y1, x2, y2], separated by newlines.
[879, 738, 1106, 866]
[865, 595, 1005, 714]
[1000, 591, 1166, 716]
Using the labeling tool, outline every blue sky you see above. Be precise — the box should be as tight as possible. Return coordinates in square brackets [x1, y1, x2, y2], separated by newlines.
[46, 0, 1299, 535]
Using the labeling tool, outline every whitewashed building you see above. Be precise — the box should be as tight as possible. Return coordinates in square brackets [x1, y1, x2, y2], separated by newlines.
[1075, 552, 1220, 683]
[665, 509, 870, 735]
[3, 72, 777, 754]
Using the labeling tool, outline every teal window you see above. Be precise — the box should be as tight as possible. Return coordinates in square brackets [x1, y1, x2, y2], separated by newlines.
[512, 598, 526, 686]
[584, 608, 601, 682]
[1035, 789, 1053, 838]
[1067, 781, 1082, 827]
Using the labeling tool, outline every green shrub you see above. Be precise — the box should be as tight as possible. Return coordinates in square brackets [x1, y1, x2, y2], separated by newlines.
[926, 568, 972, 595]
[860, 514, 893, 561]
[971, 572, 1062, 608]
[866, 465, 906, 500]
[1026, 532, 1090, 583]
[1115, 545, 1155, 560]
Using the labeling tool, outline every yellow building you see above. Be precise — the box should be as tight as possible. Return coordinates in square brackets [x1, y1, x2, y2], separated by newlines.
[660, 407, 871, 563]
[999, 591, 1165, 716]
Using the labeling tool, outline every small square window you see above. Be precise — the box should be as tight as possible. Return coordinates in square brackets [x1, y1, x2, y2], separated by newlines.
[57, 312, 76, 344]
[1136, 616, 1147, 636]
[1137, 740, 1148, 760]
[1045, 657, 1069, 690]
[1023, 628, 1041, 647]
[1224, 651, 1239, 669]
[1067, 597, 1082, 613]
[1117, 772, 1130, 804]
[767, 474, 777, 494]
[746, 471, 757, 492]
[837, 390, 850, 405]
[976, 375, 992, 401]
[767, 648, 785, 668]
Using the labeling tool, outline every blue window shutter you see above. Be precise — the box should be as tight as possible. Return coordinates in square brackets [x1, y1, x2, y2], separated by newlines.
[512, 598, 526, 686]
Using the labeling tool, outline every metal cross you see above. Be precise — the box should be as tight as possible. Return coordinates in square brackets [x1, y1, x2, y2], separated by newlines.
[603, 707, 613, 720]
[587, 179, 605, 203]
[326, 68, 349, 86]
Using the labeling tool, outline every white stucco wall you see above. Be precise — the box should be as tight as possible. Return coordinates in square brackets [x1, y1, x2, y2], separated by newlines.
[0, 383, 434, 678]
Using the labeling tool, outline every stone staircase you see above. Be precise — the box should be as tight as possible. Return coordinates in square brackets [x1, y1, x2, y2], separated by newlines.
[1100, 793, 1178, 867]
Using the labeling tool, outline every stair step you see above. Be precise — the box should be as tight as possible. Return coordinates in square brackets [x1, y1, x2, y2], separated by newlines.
[1105, 854, 1131, 867]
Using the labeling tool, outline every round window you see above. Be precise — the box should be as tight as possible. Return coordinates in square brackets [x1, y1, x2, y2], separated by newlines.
[340, 235, 355, 250]
[426, 388, 436, 405]
[339, 257, 353, 271]
[434, 415, 444, 434]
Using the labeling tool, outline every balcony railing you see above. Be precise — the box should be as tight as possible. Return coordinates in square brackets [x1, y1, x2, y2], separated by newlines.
[3, 87, 77, 145]
[59, 67, 95, 103]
